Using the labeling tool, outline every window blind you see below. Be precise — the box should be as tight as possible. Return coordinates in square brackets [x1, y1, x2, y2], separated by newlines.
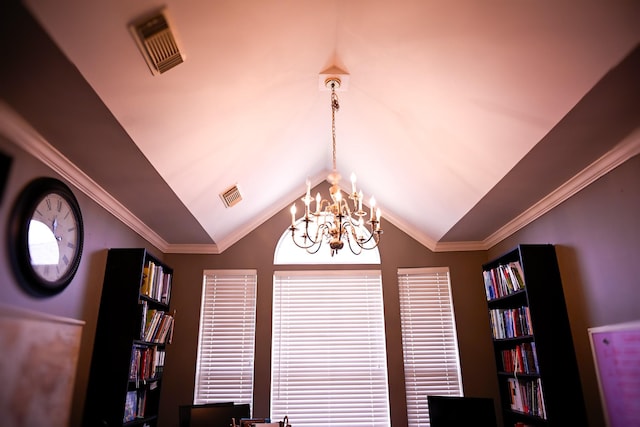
[271, 270, 390, 427]
[194, 270, 257, 405]
[398, 267, 462, 427]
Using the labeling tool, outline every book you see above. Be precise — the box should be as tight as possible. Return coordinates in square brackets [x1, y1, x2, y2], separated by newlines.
[128, 348, 140, 380]
[507, 378, 523, 412]
[483, 270, 496, 300]
[123, 391, 137, 422]
[483, 261, 527, 301]
[139, 301, 148, 340]
[161, 273, 172, 304]
[141, 265, 151, 296]
[144, 261, 156, 298]
[508, 261, 526, 289]
[144, 310, 162, 342]
[137, 388, 147, 418]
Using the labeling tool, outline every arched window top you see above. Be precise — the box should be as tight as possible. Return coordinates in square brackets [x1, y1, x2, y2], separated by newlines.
[274, 224, 381, 265]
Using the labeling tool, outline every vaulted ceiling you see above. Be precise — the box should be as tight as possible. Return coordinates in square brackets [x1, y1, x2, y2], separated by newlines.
[2, 1, 639, 254]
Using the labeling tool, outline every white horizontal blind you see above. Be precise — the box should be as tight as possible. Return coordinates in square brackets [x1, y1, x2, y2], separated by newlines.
[398, 267, 462, 427]
[194, 270, 257, 405]
[272, 271, 390, 427]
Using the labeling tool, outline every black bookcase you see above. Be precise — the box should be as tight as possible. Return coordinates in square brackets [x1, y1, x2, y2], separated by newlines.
[482, 244, 587, 427]
[84, 248, 175, 427]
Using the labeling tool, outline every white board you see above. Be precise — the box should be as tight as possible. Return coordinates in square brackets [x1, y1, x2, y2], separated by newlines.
[588, 320, 640, 427]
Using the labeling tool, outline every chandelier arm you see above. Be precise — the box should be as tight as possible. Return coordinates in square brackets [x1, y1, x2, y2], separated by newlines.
[306, 247, 323, 255]
[289, 219, 333, 250]
[341, 202, 369, 239]
[342, 224, 364, 255]
[344, 219, 382, 250]
[289, 226, 316, 250]
[304, 218, 321, 244]
[347, 220, 369, 243]
[290, 234, 325, 254]
[311, 220, 330, 245]
[304, 240, 325, 255]
[345, 221, 376, 250]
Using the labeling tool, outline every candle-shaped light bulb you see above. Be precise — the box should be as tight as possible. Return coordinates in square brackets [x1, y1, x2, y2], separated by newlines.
[376, 207, 381, 222]
[315, 192, 321, 214]
[335, 190, 342, 203]
[370, 196, 376, 218]
[358, 190, 363, 212]
[290, 204, 297, 227]
[306, 179, 311, 200]
[350, 172, 357, 194]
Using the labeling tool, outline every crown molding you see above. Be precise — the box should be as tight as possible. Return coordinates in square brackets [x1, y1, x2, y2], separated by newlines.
[432, 240, 487, 252]
[0, 102, 171, 252]
[3, 101, 636, 256]
[164, 243, 220, 254]
[483, 128, 640, 249]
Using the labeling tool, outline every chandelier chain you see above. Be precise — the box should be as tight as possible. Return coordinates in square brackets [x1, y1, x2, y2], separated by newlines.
[331, 84, 339, 171]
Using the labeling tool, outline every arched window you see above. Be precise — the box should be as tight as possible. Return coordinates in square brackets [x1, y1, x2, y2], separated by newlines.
[273, 222, 380, 265]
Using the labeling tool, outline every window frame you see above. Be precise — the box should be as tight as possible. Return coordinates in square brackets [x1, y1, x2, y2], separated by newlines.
[398, 266, 463, 427]
[193, 269, 258, 406]
[271, 270, 391, 426]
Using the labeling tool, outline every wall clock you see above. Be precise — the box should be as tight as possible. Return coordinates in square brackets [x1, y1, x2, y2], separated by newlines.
[8, 177, 84, 297]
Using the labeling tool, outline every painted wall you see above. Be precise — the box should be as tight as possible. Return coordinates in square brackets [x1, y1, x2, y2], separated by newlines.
[161, 181, 494, 427]
[0, 3, 498, 426]
[2, 106, 639, 427]
[0, 135, 164, 427]
[489, 153, 640, 427]
[1, 3, 638, 426]
[0, 133, 498, 427]
[159, 153, 640, 427]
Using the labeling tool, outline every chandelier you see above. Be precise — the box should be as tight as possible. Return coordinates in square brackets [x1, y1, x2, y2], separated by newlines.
[289, 77, 382, 256]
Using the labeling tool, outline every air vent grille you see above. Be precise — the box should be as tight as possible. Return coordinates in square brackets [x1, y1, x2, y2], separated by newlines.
[220, 185, 242, 208]
[131, 10, 184, 75]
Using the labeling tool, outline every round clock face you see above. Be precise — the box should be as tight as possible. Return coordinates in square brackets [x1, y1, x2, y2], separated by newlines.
[9, 177, 84, 297]
[28, 191, 81, 282]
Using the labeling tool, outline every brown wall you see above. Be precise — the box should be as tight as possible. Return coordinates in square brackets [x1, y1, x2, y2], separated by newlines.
[2, 107, 639, 427]
[0, 135, 165, 427]
[0, 132, 497, 427]
[0, 3, 497, 426]
[1, 4, 638, 427]
[161, 181, 495, 427]
[489, 153, 640, 427]
[4, 129, 638, 427]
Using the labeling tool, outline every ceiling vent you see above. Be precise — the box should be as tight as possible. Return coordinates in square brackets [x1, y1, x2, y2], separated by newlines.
[220, 184, 243, 208]
[130, 9, 184, 75]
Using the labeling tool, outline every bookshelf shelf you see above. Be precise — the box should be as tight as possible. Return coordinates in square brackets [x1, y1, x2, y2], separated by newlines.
[483, 244, 587, 426]
[84, 248, 174, 427]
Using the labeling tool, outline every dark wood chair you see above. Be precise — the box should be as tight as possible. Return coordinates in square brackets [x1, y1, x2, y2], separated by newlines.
[427, 395, 497, 427]
[179, 402, 250, 427]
